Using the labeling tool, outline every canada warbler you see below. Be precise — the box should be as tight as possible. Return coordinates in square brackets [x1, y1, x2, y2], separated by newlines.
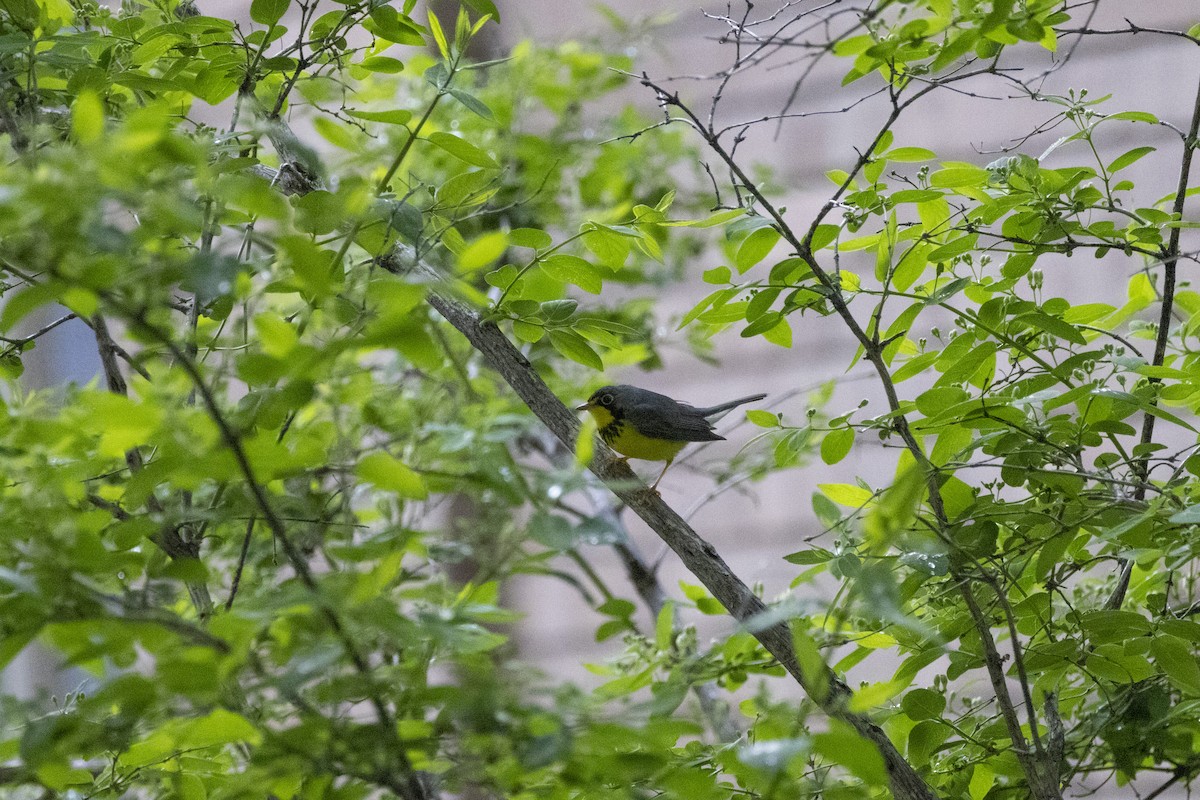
[575, 384, 767, 491]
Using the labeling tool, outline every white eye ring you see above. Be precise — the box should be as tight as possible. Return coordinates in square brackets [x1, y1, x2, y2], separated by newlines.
[600, 394, 614, 405]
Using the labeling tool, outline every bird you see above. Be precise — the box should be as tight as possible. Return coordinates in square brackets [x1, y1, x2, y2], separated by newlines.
[575, 384, 767, 492]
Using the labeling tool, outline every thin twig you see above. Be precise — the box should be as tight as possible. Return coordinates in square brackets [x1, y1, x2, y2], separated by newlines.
[225, 516, 257, 611]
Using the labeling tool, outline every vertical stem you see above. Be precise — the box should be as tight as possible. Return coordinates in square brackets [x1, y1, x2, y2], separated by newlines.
[1108, 70, 1200, 610]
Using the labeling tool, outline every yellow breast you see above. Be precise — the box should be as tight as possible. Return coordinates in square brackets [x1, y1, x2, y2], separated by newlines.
[586, 406, 687, 462]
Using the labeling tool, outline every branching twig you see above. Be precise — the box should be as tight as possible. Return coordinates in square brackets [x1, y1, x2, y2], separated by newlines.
[0, 312, 76, 356]
[637, 50, 1064, 800]
[107, 300, 430, 800]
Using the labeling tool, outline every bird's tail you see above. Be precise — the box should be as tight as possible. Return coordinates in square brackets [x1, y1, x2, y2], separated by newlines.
[697, 393, 767, 417]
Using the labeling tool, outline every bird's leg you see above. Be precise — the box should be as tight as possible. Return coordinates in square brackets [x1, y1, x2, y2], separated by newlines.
[648, 458, 674, 494]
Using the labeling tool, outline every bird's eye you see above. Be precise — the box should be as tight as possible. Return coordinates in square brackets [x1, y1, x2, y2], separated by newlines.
[600, 393, 614, 406]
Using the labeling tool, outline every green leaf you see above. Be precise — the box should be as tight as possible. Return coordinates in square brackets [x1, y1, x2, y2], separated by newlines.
[838, 232, 880, 252]
[791, 625, 830, 698]
[741, 312, 783, 338]
[883, 146, 937, 162]
[428, 9, 450, 57]
[1170, 505, 1200, 523]
[937, 340, 995, 385]
[927, 233, 977, 262]
[819, 483, 874, 507]
[0, 629, 37, 671]
[294, 190, 345, 234]
[582, 227, 632, 269]
[461, 0, 500, 22]
[930, 165, 988, 188]
[1108, 110, 1160, 124]
[182, 709, 263, 748]
[458, 231, 509, 271]
[541, 254, 601, 294]
[436, 169, 497, 208]
[357, 452, 429, 499]
[71, 90, 104, 144]
[253, 312, 298, 357]
[667, 208, 745, 228]
[1014, 311, 1087, 345]
[548, 330, 603, 370]
[3, 283, 62, 331]
[512, 320, 544, 343]
[901, 688, 945, 721]
[250, 0, 290, 25]
[809, 224, 839, 251]
[906, 720, 951, 768]
[1152, 634, 1200, 695]
[177, 774, 205, 800]
[347, 108, 414, 125]
[783, 548, 833, 565]
[812, 721, 888, 785]
[703, 266, 731, 284]
[969, 764, 995, 800]
[825, 168, 852, 186]
[746, 409, 778, 427]
[427, 131, 499, 168]
[849, 679, 903, 711]
[892, 243, 930, 292]
[596, 670, 653, 698]
[1128, 271, 1155, 305]
[366, 7, 425, 45]
[1003, 253, 1036, 279]
[820, 427, 854, 465]
[762, 316, 793, 348]
[736, 227, 780, 273]
[917, 196, 951, 238]
[679, 287, 739, 330]
[449, 88, 494, 119]
[313, 116, 358, 151]
[529, 512, 576, 550]
[509, 228, 552, 249]
[1079, 610, 1151, 644]
[540, 299, 577, 322]
[1108, 146, 1155, 173]
[1093, 388, 1196, 433]
[655, 601, 675, 649]
[35, 763, 93, 791]
[680, 582, 725, 615]
[358, 56, 405, 73]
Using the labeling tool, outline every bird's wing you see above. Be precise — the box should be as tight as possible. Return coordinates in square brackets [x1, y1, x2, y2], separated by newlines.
[626, 394, 725, 442]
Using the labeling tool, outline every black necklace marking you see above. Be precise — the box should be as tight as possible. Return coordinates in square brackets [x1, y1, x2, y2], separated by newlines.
[599, 415, 624, 444]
